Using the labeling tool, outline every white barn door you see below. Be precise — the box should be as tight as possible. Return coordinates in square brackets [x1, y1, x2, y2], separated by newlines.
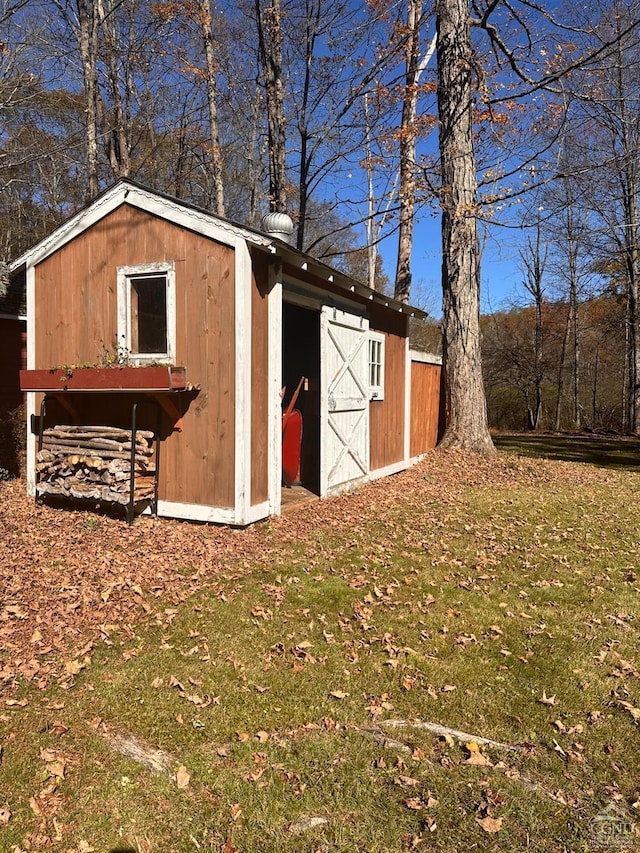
[320, 306, 370, 496]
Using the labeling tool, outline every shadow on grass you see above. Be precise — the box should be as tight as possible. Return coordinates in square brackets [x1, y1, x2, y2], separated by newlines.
[492, 432, 640, 470]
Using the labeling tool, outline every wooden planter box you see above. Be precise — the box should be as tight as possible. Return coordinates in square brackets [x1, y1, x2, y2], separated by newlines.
[20, 365, 187, 393]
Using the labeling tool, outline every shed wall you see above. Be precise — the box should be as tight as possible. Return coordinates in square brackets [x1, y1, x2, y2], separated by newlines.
[410, 360, 442, 455]
[33, 204, 237, 509]
[369, 332, 406, 471]
[0, 317, 26, 416]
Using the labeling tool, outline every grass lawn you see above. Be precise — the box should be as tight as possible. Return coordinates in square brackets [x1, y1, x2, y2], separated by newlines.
[1, 439, 640, 852]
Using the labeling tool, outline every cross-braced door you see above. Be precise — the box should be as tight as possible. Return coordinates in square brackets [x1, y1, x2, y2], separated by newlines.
[320, 306, 369, 495]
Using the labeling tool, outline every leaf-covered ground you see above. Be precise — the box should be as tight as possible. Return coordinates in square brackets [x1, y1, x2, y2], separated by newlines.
[1, 447, 640, 852]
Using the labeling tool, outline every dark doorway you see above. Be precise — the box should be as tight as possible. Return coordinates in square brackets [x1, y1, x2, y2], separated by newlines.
[282, 301, 320, 495]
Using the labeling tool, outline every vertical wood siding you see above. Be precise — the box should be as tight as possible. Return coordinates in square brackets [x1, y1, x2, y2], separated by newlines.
[369, 332, 406, 471]
[0, 318, 26, 415]
[34, 204, 236, 509]
[410, 360, 441, 455]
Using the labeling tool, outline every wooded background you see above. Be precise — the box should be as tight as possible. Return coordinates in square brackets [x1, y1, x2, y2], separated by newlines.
[2, 0, 640, 443]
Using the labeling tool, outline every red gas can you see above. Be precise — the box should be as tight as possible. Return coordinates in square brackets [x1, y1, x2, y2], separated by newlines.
[282, 408, 302, 487]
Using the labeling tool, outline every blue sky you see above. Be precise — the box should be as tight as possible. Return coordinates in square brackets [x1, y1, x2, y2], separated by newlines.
[377, 212, 524, 319]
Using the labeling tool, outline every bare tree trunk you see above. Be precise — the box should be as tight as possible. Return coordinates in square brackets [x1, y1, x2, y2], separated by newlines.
[627, 258, 640, 433]
[364, 93, 378, 291]
[97, 0, 131, 180]
[436, 0, 494, 453]
[592, 346, 599, 427]
[255, 0, 287, 213]
[554, 304, 571, 431]
[394, 0, 422, 304]
[520, 221, 547, 431]
[532, 290, 543, 430]
[75, 0, 101, 199]
[568, 246, 581, 429]
[622, 287, 631, 432]
[247, 81, 264, 228]
[199, 0, 226, 217]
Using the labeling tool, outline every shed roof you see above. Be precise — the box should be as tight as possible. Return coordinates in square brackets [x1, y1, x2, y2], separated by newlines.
[11, 179, 426, 320]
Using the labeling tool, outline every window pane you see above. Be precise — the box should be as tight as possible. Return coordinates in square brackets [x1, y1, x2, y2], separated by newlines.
[132, 275, 167, 354]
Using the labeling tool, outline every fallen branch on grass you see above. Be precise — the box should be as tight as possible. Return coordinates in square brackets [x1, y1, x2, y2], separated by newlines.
[106, 731, 175, 776]
[378, 719, 519, 751]
[356, 726, 413, 754]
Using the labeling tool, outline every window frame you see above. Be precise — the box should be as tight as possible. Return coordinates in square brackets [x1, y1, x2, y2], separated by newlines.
[368, 331, 385, 401]
[117, 262, 176, 364]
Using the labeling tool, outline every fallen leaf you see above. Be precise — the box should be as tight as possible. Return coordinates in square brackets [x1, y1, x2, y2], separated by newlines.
[539, 690, 556, 706]
[394, 775, 419, 787]
[230, 803, 242, 821]
[175, 765, 191, 789]
[405, 797, 424, 810]
[64, 659, 85, 675]
[619, 701, 640, 722]
[476, 815, 503, 833]
[0, 807, 11, 825]
[465, 750, 492, 767]
[46, 760, 66, 779]
[329, 690, 349, 700]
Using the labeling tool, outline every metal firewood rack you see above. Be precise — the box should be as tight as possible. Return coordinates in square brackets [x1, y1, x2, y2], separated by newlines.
[36, 396, 162, 525]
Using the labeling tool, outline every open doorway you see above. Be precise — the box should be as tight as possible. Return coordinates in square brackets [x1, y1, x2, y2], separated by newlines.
[282, 301, 320, 495]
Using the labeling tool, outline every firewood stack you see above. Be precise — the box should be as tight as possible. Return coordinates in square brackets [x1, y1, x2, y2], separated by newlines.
[36, 424, 156, 505]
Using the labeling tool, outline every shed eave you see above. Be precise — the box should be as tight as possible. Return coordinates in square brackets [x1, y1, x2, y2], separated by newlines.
[10, 180, 275, 272]
[256, 241, 428, 321]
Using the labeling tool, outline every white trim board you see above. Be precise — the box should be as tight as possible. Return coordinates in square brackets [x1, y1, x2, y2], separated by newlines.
[10, 181, 274, 272]
[156, 499, 270, 526]
[234, 239, 254, 523]
[268, 261, 283, 516]
[369, 460, 407, 481]
[404, 336, 411, 465]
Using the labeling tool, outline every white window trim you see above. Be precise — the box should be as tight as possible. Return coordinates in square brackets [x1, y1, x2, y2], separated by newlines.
[369, 330, 385, 401]
[117, 262, 176, 364]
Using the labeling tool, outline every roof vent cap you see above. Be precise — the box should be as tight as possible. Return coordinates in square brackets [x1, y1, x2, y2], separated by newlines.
[261, 211, 294, 244]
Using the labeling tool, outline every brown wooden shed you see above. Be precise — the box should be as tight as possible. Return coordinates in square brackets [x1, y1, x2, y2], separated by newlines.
[15, 180, 441, 524]
[0, 265, 27, 421]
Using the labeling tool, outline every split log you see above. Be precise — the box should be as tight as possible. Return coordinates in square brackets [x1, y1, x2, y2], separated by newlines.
[41, 443, 151, 463]
[50, 424, 154, 440]
[36, 423, 157, 508]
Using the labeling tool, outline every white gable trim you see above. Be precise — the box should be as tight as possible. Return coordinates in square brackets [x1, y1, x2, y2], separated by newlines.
[268, 260, 283, 516]
[234, 239, 253, 523]
[10, 182, 274, 272]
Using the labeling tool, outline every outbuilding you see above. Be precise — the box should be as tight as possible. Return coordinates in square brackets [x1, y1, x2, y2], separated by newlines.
[15, 180, 441, 524]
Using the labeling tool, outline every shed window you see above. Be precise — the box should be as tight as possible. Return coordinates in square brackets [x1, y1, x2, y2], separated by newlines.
[368, 332, 385, 400]
[117, 262, 175, 363]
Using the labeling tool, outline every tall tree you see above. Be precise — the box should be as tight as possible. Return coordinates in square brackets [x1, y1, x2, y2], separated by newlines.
[255, 0, 287, 213]
[394, 4, 437, 303]
[519, 219, 547, 430]
[198, 0, 226, 216]
[571, 0, 640, 432]
[436, 0, 494, 453]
